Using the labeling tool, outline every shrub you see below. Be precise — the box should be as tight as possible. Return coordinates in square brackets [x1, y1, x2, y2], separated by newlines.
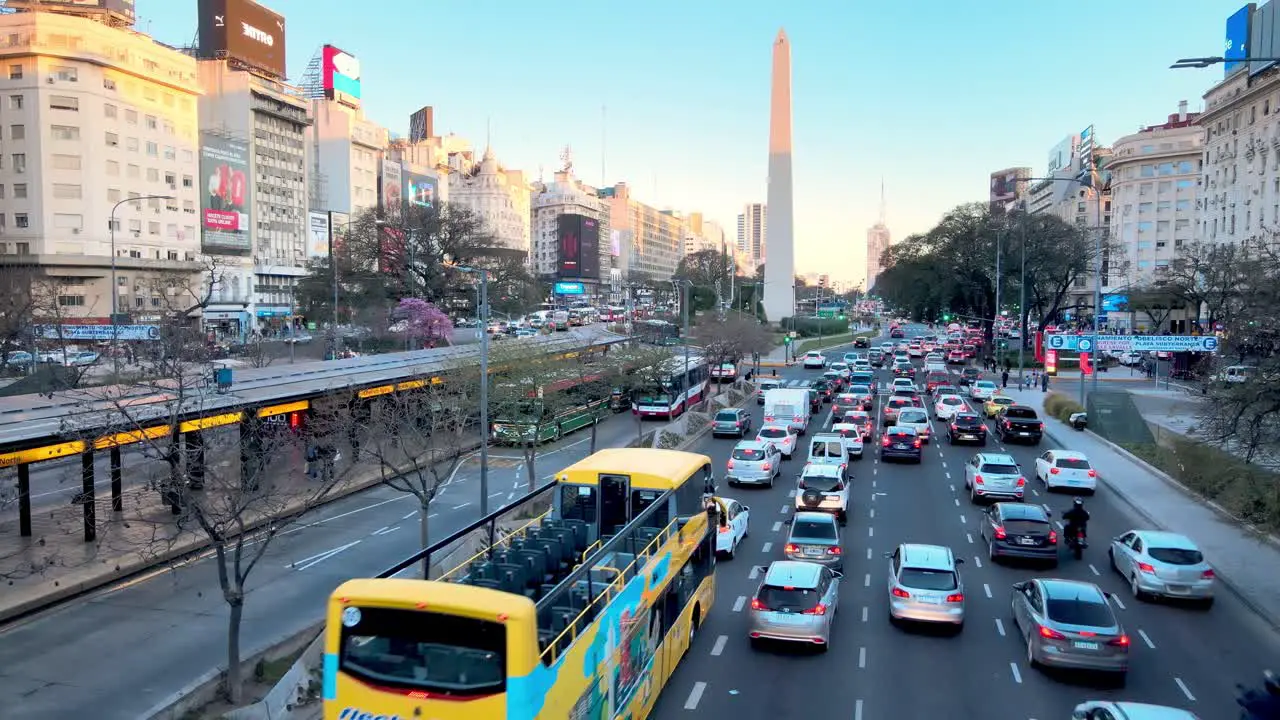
[1043, 392, 1083, 422]
[782, 316, 849, 338]
[1127, 437, 1280, 533]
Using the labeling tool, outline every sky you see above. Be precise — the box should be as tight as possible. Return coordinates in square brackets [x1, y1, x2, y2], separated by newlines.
[136, 0, 1242, 285]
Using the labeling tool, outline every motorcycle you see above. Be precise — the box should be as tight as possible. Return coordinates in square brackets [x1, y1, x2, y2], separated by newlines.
[1065, 526, 1088, 560]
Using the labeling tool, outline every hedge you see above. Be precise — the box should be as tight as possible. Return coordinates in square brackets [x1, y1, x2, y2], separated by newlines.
[1043, 392, 1084, 422]
[782, 316, 849, 338]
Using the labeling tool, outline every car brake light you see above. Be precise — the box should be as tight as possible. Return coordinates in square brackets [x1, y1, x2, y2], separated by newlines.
[1110, 635, 1130, 647]
[882, 437, 891, 446]
[727, 459, 735, 469]
[1202, 568, 1215, 579]
[950, 424, 958, 432]
[784, 543, 799, 554]
[891, 587, 910, 598]
[1039, 423, 1045, 431]
[1049, 467, 1060, 475]
[945, 593, 964, 603]
[913, 440, 921, 448]
[750, 598, 766, 611]
[1137, 562, 1156, 574]
[993, 526, 1005, 539]
[1087, 469, 1097, 478]
[1016, 477, 1026, 487]
[803, 603, 828, 616]
[1049, 530, 1057, 544]
[827, 546, 841, 555]
[764, 415, 774, 422]
[974, 474, 984, 485]
[719, 525, 730, 533]
[1038, 625, 1067, 640]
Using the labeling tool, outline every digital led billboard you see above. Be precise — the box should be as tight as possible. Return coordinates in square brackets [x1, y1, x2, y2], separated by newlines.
[403, 172, 437, 209]
[322, 45, 361, 101]
[557, 214, 600, 279]
[1226, 5, 1254, 75]
[197, 0, 287, 79]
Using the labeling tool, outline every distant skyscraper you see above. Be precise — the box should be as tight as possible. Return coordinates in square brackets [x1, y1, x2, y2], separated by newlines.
[736, 202, 767, 269]
[866, 179, 891, 293]
[762, 29, 795, 324]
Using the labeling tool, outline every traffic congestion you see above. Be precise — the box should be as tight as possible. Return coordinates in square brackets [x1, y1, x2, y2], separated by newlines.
[652, 323, 1280, 720]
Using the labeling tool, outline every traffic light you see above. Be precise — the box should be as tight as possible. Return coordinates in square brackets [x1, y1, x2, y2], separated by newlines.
[942, 314, 950, 322]
[783, 336, 792, 345]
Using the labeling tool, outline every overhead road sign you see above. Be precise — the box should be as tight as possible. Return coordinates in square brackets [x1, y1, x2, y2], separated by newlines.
[1044, 333, 1219, 354]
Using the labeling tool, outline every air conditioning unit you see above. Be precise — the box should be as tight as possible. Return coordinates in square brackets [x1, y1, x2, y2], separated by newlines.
[46, 77, 54, 84]
[71, 228, 80, 234]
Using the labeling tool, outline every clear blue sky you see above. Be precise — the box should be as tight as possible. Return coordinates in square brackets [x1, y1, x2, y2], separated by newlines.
[137, 0, 1240, 285]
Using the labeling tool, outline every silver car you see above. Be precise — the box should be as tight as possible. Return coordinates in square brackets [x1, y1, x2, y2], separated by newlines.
[784, 511, 843, 570]
[1072, 701, 1201, 720]
[725, 440, 782, 488]
[748, 560, 841, 650]
[886, 543, 965, 628]
[712, 408, 753, 438]
[1108, 530, 1215, 605]
[1011, 578, 1129, 681]
[964, 452, 1026, 503]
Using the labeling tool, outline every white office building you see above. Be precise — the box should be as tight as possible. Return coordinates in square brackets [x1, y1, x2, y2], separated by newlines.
[530, 168, 610, 278]
[447, 146, 532, 255]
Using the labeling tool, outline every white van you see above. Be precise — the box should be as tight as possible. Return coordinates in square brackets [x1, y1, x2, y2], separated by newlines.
[807, 433, 851, 477]
[763, 388, 811, 435]
[1215, 365, 1256, 384]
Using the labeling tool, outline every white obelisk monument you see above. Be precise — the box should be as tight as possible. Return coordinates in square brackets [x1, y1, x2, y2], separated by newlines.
[762, 28, 795, 327]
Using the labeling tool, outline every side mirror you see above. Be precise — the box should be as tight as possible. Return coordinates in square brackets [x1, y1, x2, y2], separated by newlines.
[883, 551, 893, 559]
[955, 557, 965, 564]
[1012, 581, 1028, 591]
[831, 570, 844, 580]
[741, 505, 750, 512]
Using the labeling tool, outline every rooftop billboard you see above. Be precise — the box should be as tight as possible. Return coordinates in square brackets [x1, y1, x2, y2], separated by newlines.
[1225, 5, 1255, 76]
[197, 0, 287, 79]
[322, 45, 361, 105]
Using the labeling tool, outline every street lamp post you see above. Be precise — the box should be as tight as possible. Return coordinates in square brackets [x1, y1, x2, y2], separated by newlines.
[449, 264, 491, 516]
[109, 195, 174, 376]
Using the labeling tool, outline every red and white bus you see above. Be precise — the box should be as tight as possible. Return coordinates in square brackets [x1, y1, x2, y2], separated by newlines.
[632, 354, 710, 419]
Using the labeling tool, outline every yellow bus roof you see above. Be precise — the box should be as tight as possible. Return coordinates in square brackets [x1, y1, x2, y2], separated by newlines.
[554, 448, 711, 490]
[330, 578, 536, 624]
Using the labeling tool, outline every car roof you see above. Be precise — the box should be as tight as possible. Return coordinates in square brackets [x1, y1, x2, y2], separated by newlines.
[717, 408, 745, 415]
[1038, 578, 1107, 604]
[1132, 530, 1198, 550]
[763, 560, 824, 588]
[759, 424, 793, 433]
[899, 543, 955, 571]
[939, 394, 965, 401]
[897, 408, 928, 418]
[995, 502, 1048, 520]
[954, 412, 982, 421]
[1050, 449, 1088, 460]
[802, 463, 841, 476]
[734, 440, 769, 451]
[885, 425, 918, 435]
[1107, 702, 1201, 720]
[976, 452, 1016, 464]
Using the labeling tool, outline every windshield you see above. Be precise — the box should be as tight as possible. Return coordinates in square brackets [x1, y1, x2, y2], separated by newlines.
[715, 410, 739, 421]
[847, 412, 870, 422]
[976, 381, 996, 389]
[898, 411, 927, 424]
[757, 585, 821, 613]
[1148, 547, 1205, 565]
[887, 432, 915, 442]
[1004, 519, 1050, 535]
[888, 398, 912, 408]
[849, 385, 871, 394]
[1005, 407, 1038, 419]
[759, 428, 788, 439]
[732, 447, 766, 461]
[800, 473, 841, 492]
[339, 607, 506, 697]
[941, 397, 964, 406]
[811, 441, 843, 458]
[791, 519, 837, 540]
[980, 463, 1019, 475]
[898, 568, 958, 591]
[1045, 599, 1115, 627]
[1057, 458, 1091, 470]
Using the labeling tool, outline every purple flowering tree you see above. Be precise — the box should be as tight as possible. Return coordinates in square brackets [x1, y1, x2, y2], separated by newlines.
[396, 298, 454, 348]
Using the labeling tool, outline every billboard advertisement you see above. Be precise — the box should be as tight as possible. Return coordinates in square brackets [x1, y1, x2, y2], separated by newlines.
[321, 45, 361, 102]
[1047, 135, 1079, 175]
[200, 133, 250, 252]
[408, 107, 433, 143]
[307, 211, 331, 259]
[403, 172, 437, 209]
[6, 0, 135, 24]
[1077, 125, 1096, 184]
[381, 159, 403, 212]
[557, 214, 601, 279]
[610, 229, 622, 257]
[1251, 1, 1279, 76]
[989, 168, 1027, 210]
[1226, 5, 1254, 75]
[580, 216, 600, 279]
[197, 0, 287, 79]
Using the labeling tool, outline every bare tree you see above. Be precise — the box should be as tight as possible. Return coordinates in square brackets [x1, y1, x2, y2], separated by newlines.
[610, 344, 677, 444]
[693, 311, 771, 393]
[354, 360, 484, 576]
[489, 347, 579, 493]
[0, 258, 40, 368]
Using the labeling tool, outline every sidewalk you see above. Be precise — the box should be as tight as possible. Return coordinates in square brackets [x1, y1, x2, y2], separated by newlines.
[999, 386, 1280, 627]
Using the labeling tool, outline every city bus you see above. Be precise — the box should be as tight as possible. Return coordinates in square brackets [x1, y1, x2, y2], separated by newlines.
[491, 367, 612, 444]
[636, 319, 680, 346]
[632, 353, 709, 419]
[323, 448, 717, 720]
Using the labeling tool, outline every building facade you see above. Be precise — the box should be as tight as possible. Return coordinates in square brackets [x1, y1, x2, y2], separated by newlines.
[865, 223, 890, 294]
[197, 61, 312, 336]
[605, 182, 684, 282]
[447, 147, 531, 256]
[530, 169, 610, 278]
[309, 98, 387, 216]
[1108, 102, 1202, 294]
[1197, 68, 1280, 246]
[736, 202, 766, 270]
[0, 11, 204, 322]
[683, 212, 725, 256]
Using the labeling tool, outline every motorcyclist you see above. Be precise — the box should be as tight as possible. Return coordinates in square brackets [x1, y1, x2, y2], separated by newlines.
[1238, 669, 1280, 719]
[1062, 497, 1090, 543]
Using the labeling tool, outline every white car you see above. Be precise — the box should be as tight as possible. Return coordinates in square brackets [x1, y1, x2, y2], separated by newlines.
[1071, 702, 1199, 720]
[924, 353, 944, 364]
[880, 342, 895, 352]
[907, 344, 925, 358]
[890, 378, 918, 394]
[793, 463, 850, 523]
[829, 362, 852, 379]
[1034, 449, 1097, 492]
[969, 380, 998, 400]
[713, 497, 750, 559]
[933, 394, 969, 421]
[842, 352, 860, 364]
[924, 361, 947, 374]
[756, 424, 798, 460]
[852, 359, 872, 372]
[802, 351, 827, 369]
[895, 408, 932, 442]
[830, 423, 865, 458]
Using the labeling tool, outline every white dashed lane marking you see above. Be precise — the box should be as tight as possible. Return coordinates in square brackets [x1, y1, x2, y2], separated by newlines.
[732, 596, 746, 612]
[1138, 629, 1157, 649]
[684, 682, 707, 709]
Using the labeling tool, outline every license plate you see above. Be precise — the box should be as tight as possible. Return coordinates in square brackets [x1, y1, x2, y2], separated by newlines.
[1018, 537, 1035, 545]
[772, 613, 806, 624]
[1166, 584, 1190, 594]
[1018, 431, 1031, 436]
[1073, 641, 1099, 650]
[918, 596, 940, 604]
[895, 444, 906, 449]
[805, 548, 824, 557]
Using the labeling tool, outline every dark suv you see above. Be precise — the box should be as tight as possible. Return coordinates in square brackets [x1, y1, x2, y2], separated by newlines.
[854, 336, 870, 348]
[880, 426, 923, 463]
[980, 502, 1058, 566]
[947, 412, 988, 445]
[868, 349, 885, 367]
[958, 367, 982, 387]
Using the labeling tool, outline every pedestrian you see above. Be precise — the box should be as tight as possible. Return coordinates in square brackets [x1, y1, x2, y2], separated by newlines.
[1001, 369, 1009, 388]
[1041, 372, 1049, 392]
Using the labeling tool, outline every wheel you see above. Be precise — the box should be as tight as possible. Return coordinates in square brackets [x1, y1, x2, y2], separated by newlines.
[1026, 635, 1039, 669]
[725, 536, 736, 560]
[783, 452, 792, 461]
[837, 510, 847, 525]
[1111, 672, 1128, 689]
[1108, 546, 1117, 573]
[988, 539, 998, 562]
[1129, 572, 1148, 601]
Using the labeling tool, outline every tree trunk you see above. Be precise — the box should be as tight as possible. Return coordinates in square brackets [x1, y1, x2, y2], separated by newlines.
[589, 411, 599, 454]
[225, 591, 244, 704]
[419, 500, 431, 578]
[523, 444, 537, 493]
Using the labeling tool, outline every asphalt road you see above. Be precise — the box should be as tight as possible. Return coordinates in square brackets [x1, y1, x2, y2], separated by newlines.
[651, 328, 1279, 720]
[0, 410, 646, 719]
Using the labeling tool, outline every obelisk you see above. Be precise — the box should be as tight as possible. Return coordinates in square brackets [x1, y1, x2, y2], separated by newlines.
[762, 28, 795, 327]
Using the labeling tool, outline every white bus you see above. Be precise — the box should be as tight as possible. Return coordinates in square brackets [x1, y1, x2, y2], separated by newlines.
[632, 353, 709, 419]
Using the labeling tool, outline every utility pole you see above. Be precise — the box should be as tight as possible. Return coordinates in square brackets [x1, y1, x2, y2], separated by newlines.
[478, 269, 490, 515]
[1018, 220, 1027, 388]
[994, 227, 1002, 368]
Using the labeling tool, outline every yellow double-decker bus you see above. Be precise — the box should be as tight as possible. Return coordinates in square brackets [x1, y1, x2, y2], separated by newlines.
[324, 448, 718, 720]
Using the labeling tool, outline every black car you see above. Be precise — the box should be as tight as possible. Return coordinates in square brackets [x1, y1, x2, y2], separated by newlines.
[879, 426, 923, 463]
[890, 329, 905, 339]
[811, 379, 834, 403]
[958, 367, 982, 386]
[892, 362, 915, 379]
[981, 502, 1058, 566]
[854, 336, 870, 348]
[994, 405, 1043, 445]
[947, 412, 988, 445]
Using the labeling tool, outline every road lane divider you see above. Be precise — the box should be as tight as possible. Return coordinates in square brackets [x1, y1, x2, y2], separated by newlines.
[684, 682, 707, 710]
[289, 540, 361, 571]
[858, 646, 867, 669]
[1137, 629, 1157, 649]
[732, 596, 746, 612]
[761, 542, 773, 553]
[710, 635, 728, 656]
[995, 618, 1006, 636]
[1174, 677, 1196, 702]
[1010, 662, 1022, 684]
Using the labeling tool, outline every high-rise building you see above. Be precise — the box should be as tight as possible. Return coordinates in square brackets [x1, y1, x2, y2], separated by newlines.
[531, 168, 610, 278]
[196, 61, 311, 337]
[447, 146, 532, 256]
[989, 167, 1031, 214]
[309, 98, 388, 216]
[866, 181, 891, 293]
[1198, 64, 1278, 246]
[0, 10, 203, 322]
[683, 212, 726, 256]
[1109, 102, 1202, 303]
[604, 182, 684, 282]
[762, 29, 796, 324]
[736, 202, 766, 269]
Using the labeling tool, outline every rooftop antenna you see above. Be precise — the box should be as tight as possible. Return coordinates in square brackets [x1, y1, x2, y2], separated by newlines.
[560, 144, 573, 174]
[878, 177, 886, 225]
[601, 104, 607, 188]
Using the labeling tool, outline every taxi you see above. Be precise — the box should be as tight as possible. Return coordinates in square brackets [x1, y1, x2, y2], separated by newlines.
[983, 394, 1016, 418]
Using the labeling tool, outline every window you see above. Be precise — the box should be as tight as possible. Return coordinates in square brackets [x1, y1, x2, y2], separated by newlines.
[105, 131, 119, 146]
[1138, 221, 1153, 233]
[148, 221, 160, 235]
[8, 124, 23, 140]
[181, 149, 194, 163]
[164, 171, 176, 186]
[1175, 199, 1191, 211]
[183, 200, 195, 214]
[1176, 178, 1195, 189]
[15, 213, 28, 228]
[104, 103, 117, 119]
[1140, 164, 1155, 177]
[107, 188, 121, 203]
[145, 141, 157, 157]
[13, 183, 26, 199]
[125, 109, 137, 124]
[50, 125, 80, 141]
[1157, 162, 1175, 175]
[126, 163, 139, 178]
[1177, 160, 1195, 173]
[163, 120, 174, 135]
[105, 159, 119, 176]
[163, 145, 175, 160]
[57, 295, 85, 307]
[1138, 202, 1152, 214]
[7, 65, 21, 80]
[1157, 181, 1172, 193]
[52, 154, 81, 170]
[49, 95, 78, 111]
[1157, 201, 1171, 212]
[11, 154, 24, 173]
[1139, 182, 1153, 196]
[146, 167, 159, 182]
[1157, 220, 1170, 233]
[126, 137, 138, 152]
[52, 183, 82, 199]
[127, 218, 141, 232]
[143, 115, 157, 130]
[51, 65, 77, 81]
[103, 78, 116, 91]
[52, 213, 82, 229]
[0, 185, 5, 199]
[181, 174, 193, 188]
